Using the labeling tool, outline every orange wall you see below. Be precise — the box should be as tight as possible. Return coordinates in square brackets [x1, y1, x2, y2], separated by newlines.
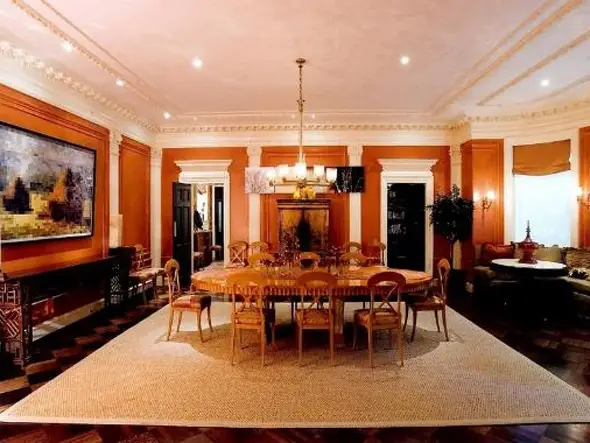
[0, 84, 109, 274]
[260, 146, 349, 248]
[119, 136, 151, 248]
[579, 127, 590, 247]
[161, 147, 248, 262]
[361, 146, 451, 265]
[461, 139, 504, 268]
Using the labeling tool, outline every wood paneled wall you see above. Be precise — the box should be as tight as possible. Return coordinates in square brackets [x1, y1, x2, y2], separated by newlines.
[119, 136, 151, 248]
[260, 146, 349, 249]
[361, 146, 451, 262]
[460, 139, 504, 268]
[0, 84, 109, 274]
[160, 147, 248, 263]
[579, 127, 590, 247]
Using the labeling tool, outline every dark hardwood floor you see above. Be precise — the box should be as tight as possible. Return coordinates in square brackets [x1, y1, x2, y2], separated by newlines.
[0, 287, 588, 443]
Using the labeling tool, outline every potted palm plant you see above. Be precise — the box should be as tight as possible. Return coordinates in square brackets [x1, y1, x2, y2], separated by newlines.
[427, 184, 474, 269]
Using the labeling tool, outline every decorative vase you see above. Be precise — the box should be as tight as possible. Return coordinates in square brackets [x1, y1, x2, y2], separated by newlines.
[518, 221, 538, 264]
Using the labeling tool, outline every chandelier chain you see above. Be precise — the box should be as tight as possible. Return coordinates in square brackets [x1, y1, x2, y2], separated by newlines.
[296, 58, 306, 162]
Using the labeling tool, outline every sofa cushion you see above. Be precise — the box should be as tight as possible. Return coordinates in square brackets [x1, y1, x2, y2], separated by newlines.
[564, 248, 590, 268]
[473, 265, 496, 280]
[480, 243, 515, 266]
[536, 246, 563, 263]
[564, 276, 590, 294]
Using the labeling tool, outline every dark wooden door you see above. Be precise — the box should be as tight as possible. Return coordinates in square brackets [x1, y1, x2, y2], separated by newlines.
[386, 183, 426, 271]
[173, 182, 192, 286]
[213, 186, 224, 261]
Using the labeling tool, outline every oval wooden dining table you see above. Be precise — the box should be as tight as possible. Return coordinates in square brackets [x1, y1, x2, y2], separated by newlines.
[192, 265, 433, 345]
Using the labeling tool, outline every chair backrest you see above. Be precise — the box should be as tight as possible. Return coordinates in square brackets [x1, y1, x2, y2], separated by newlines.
[296, 271, 337, 310]
[164, 259, 181, 302]
[248, 252, 275, 268]
[228, 241, 249, 267]
[369, 239, 387, 265]
[226, 272, 267, 316]
[339, 252, 367, 267]
[437, 258, 451, 303]
[342, 241, 362, 253]
[366, 271, 406, 315]
[249, 241, 270, 255]
[296, 251, 321, 269]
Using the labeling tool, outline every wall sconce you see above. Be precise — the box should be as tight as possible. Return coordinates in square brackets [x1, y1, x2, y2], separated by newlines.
[473, 190, 495, 211]
[576, 186, 590, 208]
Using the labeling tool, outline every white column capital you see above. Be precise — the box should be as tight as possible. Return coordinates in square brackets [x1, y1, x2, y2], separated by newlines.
[109, 129, 122, 155]
[347, 144, 363, 165]
[247, 144, 263, 166]
[450, 144, 462, 165]
[150, 146, 163, 167]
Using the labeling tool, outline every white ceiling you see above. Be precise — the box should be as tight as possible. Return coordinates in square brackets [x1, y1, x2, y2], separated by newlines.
[0, 0, 589, 130]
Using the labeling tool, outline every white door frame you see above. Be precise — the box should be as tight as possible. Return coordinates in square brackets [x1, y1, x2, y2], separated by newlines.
[379, 159, 436, 274]
[175, 160, 232, 265]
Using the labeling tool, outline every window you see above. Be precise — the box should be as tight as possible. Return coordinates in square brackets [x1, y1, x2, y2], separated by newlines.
[513, 171, 573, 246]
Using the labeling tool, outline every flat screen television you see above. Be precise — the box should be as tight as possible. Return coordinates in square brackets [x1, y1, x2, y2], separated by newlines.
[334, 166, 365, 193]
[0, 122, 96, 244]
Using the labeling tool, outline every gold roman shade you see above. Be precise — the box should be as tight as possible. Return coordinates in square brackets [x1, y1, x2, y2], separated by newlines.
[513, 139, 571, 176]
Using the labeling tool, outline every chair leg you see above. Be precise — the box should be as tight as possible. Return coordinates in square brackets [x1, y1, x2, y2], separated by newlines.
[260, 327, 266, 367]
[142, 282, 148, 305]
[298, 323, 303, 365]
[238, 329, 243, 349]
[442, 308, 449, 341]
[197, 310, 203, 343]
[230, 324, 236, 365]
[167, 309, 174, 341]
[207, 305, 213, 332]
[411, 309, 417, 342]
[434, 310, 441, 332]
[368, 327, 374, 368]
[398, 324, 404, 367]
[352, 320, 358, 350]
[271, 323, 276, 349]
[176, 311, 183, 332]
[389, 328, 394, 349]
[403, 303, 409, 331]
[329, 319, 335, 364]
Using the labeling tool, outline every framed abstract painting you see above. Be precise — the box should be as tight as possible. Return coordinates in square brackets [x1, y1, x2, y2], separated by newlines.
[0, 122, 96, 244]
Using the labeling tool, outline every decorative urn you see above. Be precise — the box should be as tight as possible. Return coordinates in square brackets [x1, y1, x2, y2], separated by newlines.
[518, 221, 538, 264]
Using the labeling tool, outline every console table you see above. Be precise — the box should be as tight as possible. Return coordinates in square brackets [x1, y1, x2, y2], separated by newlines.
[0, 255, 117, 367]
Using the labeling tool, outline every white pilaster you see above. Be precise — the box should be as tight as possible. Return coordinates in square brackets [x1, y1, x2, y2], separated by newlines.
[247, 145, 262, 244]
[450, 144, 462, 268]
[348, 144, 363, 243]
[109, 130, 122, 248]
[150, 146, 163, 267]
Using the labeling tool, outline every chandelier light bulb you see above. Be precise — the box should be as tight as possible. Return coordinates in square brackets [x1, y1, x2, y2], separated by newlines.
[278, 164, 290, 178]
[326, 168, 337, 184]
[294, 161, 307, 180]
[313, 165, 325, 178]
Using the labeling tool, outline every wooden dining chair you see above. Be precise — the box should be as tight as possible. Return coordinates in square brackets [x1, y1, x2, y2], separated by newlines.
[353, 271, 406, 367]
[228, 241, 249, 267]
[367, 240, 387, 266]
[165, 259, 213, 342]
[339, 252, 368, 268]
[342, 241, 363, 254]
[404, 258, 450, 342]
[249, 241, 270, 255]
[227, 272, 276, 366]
[295, 251, 321, 269]
[248, 252, 275, 268]
[295, 271, 337, 365]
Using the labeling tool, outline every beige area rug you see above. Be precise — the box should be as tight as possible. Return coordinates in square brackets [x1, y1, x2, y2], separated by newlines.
[1, 302, 590, 428]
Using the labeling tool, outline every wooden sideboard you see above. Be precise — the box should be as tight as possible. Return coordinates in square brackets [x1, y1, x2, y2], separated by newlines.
[277, 199, 330, 252]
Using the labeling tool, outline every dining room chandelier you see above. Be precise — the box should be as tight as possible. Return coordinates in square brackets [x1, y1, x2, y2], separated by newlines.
[266, 58, 337, 199]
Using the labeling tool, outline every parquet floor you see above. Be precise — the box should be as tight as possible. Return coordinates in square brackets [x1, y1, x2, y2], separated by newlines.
[0, 291, 588, 443]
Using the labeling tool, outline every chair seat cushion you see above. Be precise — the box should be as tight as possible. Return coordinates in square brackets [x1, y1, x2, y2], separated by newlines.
[172, 294, 211, 309]
[131, 267, 164, 279]
[410, 295, 444, 309]
[296, 309, 330, 325]
[232, 308, 275, 325]
[355, 309, 399, 326]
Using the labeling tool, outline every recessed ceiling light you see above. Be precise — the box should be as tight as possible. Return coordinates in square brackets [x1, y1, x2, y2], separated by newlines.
[192, 116, 198, 121]
[400, 55, 410, 65]
[290, 114, 295, 119]
[115, 78, 125, 87]
[540, 78, 550, 87]
[311, 113, 316, 119]
[62, 41, 73, 52]
[163, 111, 171, 119]
[192, 57, 203, 69]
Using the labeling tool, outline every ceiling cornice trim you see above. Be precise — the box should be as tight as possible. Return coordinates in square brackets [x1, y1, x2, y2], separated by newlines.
[432, 0, 584, 114]
[0, 40, 157, 131]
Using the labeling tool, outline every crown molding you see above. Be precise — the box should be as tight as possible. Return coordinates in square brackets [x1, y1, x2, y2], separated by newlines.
[0, 40, 157, 140]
